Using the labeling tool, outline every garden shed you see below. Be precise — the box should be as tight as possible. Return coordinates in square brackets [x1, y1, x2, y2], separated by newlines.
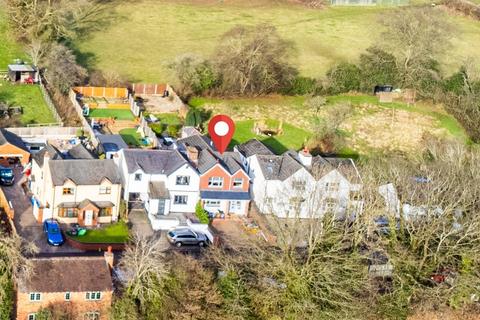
[7, 64, 37, 83]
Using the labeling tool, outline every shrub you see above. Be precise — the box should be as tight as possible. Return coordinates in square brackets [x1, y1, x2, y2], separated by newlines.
[359, 46, 399, 93]
[185, 108, 202, 127]
[325, 62, 361, 94]
[195, 201, 210, 224]
[149, 123, 164, 136]
[283, 76, 318, 95]
[166, 125, 179, 138]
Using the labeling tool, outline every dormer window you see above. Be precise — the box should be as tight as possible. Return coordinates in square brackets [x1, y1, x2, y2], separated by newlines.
[62, 188, 74, 195]
[176, 176, 190, 185]
[208, 177, 223, 188]
[325, 182, 340, 193]
[232, 178, 243, 188]
[134, 173, 142, 181]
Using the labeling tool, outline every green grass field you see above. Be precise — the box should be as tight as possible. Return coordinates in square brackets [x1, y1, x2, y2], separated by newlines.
[68, 221, 129, 243]
[0, 81, 56, 124]
[75, 0, 480, 83]
[231, 119, 312, 154]
[119, 128, 144, 146]
[88, 108, 135, 120]
[0, 10, 26, 70]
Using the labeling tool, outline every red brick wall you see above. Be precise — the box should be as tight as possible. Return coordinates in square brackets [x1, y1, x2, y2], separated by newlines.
[0, 143, 30, 165]
[16, 291, 112, 320]
[199, 165, 249, 192]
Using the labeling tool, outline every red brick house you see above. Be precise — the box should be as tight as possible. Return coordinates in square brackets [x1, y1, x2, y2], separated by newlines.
[16, 255, 113, 320]
[177, 135, 250, 216]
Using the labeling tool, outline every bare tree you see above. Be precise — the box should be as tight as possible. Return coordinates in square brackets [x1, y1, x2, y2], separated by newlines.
[214, 24, 297, 96]
[380, 7, 454, 89]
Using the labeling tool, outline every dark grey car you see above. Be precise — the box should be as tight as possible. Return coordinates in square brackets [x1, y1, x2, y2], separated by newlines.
[167, 228, 208, 247]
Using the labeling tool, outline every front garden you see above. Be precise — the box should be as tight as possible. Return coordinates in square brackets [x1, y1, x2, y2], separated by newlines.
[67, 221, 129, 244]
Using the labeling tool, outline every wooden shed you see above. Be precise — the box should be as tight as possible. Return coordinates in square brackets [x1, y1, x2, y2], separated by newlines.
[7, 64, 37, 83]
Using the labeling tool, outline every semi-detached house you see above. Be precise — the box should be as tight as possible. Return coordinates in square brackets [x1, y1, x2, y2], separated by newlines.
[29, 144, 122, 225]
[177, 135, 250, 216]
[117, 149, 200, 218]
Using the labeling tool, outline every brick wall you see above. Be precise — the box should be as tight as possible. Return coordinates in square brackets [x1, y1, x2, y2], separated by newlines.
[16, 290, 112, 320]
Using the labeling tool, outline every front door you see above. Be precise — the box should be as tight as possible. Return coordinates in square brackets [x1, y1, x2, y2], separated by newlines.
[85, 210, 94, 226]
[158, 199, 166, 216]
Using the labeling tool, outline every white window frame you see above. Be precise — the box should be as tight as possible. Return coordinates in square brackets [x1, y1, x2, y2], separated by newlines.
[134, 173, 142, 181]
[208, 176, 224, 188]
[65, 292, 71, 301]
[28, 313, 37, 320]
[84, 312, 100, 320]
[85, 291, 102, 301]
[99, 186, 111, 194]
[229, 200, 242, 211]
[322, 199, 337, 212]
[174, 195, 188, 205]
[29, 292, 41, 302]
[205, 200, 221, 208]
[325, 181, 340, 193]
[232, 178, 243, 188]
[175, 175, 190, 186]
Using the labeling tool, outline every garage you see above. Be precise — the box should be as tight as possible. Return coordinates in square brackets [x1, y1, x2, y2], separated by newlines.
[0, 129, 30, 167]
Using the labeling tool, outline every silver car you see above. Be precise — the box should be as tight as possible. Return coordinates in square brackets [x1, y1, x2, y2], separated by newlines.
[167, 228, 208, 247]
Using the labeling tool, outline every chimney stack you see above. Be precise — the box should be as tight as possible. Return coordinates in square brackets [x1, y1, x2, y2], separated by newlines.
[104, 245, 114, 271]
[298, 147, 312, 167]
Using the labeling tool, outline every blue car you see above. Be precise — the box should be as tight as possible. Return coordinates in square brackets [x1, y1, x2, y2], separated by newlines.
[43, 220, 64, 246]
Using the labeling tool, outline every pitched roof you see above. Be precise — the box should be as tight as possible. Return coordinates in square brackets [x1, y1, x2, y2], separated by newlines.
[18, 257, 112, 293]
[33, 143, 96, 167]
[181, 126, 202, 138]
[197, 150, 244, 175]
[176, 134, 214, 152]
[235, 139, 274, 158]
[0, 129, 28, 152]
[58, 200, 115, 209]
[8, 64, 35, 72]
[97, 134, 128, 153]
[311, 156, 362, 184]
[49, 159, 121, 186]
[255, 153, 305, 181]
[149, 181, 170, 199]
[65, 143, 97, 160]
[123, 149, 186, 175]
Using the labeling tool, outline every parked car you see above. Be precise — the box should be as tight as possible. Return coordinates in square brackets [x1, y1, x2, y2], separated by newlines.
[43, 219, 64, 246]
[166, 228, 208, 247]
[0, 166, 14, 186]
[162, 136, 175, 146]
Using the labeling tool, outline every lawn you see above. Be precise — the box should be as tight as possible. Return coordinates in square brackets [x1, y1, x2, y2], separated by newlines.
[0, 80, 57, 124]
[119, 128, 144, 146]
[74, 1, 480, 83]
[68, 221, 129, 244]
[0, 10, 26, 70]
[88, 108, 135, 120]
[231, 119, 312, 154]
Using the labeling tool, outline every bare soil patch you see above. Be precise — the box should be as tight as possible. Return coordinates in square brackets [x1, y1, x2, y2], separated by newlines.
[343, 107, 447, 153]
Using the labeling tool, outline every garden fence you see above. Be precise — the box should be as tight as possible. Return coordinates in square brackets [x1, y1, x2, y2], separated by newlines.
[38, 81, 63, 126]
[69, 89, 99, 147]
[139, 115, 158, 148]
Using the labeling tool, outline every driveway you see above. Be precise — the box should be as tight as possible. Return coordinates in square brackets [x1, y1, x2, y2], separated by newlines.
[4, 168, 82, 254]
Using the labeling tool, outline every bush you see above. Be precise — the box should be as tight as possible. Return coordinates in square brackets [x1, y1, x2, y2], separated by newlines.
[195, 201, 210, 224]
[150, 123, 164, 136]
[185, 108, 202, 127]
[359, 46, 399, 93]
[166, 125, 179, 138]
[325, 62, 361, 94]
[170, 54, 219, 95]
[283, 76, 318, 95]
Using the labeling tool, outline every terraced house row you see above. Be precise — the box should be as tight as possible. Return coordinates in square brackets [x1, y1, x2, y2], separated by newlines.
[26, 129, 363, 230]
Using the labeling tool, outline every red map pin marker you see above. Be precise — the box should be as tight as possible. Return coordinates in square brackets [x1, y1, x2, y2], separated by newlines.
[208, 115, 235, 154]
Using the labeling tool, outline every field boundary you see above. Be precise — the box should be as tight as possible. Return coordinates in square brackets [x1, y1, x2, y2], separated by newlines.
[38, 80, 63, 126]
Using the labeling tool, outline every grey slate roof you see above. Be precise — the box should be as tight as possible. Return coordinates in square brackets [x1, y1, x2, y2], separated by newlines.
[33, 143, 96, 167]
[235, 139, 274, 158]
[256, 153, 305, 181]
[97, 134, 128, 153]
[200, 190, 250, 200]
[123, 149, 186, 175]
[18, 257, 112, 293]
[197, 150, 243, 175]
[149, 181, 170, 199]
[8, 64, 35, 72]
[65, 143, 97, 160]
[49, 159, 121, 186]
[311, 156, 362, 184]
[0, 129, 29, 152]
[176, 134, 214, 152]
